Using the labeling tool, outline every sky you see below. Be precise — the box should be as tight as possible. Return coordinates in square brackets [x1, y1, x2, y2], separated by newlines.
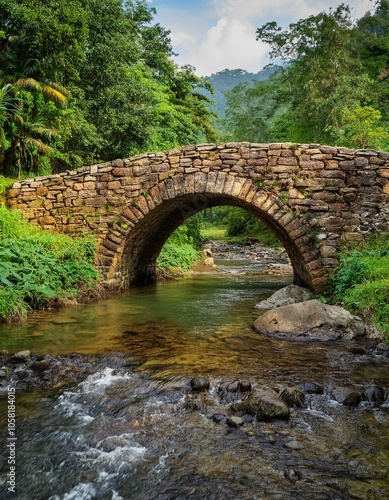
[147, 0, 377, 76]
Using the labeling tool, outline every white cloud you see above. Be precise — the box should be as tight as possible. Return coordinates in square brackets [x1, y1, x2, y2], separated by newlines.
[186, 16, 269, 75]
[153, 0, 377, 76]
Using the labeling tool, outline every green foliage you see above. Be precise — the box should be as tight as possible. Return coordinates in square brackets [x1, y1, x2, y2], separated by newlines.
[225, 207, 281, 247]
[157, 225, 200, 271]
[0, 205, 98, 322]
[0, 0, 216, 176]
[221, 2, 389, 147]
[329, 233, 389, 338]
[201, 67, 276, 122]
[341, 106, 389, 149]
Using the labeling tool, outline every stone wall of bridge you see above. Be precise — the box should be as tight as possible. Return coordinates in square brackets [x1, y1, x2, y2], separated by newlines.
[6, 142, 389, 292]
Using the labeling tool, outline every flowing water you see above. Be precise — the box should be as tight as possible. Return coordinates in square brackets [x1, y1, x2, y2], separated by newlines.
[0, 247, 389, 499]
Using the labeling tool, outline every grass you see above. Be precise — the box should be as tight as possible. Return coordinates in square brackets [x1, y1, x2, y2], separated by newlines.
[201, 226, 227, 240]
[0, 204, 99, 322]
[329, 233, 389, 340]
[157, 225, 201, 271]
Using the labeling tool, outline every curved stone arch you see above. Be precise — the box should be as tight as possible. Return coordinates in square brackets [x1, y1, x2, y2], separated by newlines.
[98, 173, 326, 292]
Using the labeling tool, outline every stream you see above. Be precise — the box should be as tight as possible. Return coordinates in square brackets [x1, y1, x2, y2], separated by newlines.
[0, 243, 389, 499]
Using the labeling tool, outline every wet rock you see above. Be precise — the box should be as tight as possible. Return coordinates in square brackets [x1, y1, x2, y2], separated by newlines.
[0, 370, 7, 378]
[278, 386, 305, 408]
[31, 360, 51, 372]
[332, 387, 362, 407]
[212, 413, 227, 425]
[374, 343, 389, 357]
[226, 381, 240, 393]
[16, 369, 32, 380]
[232, 387, 290, 420]
[253, 300, 366, 341]
[190, 377, 210, 391]
[376, 343, 389, 352]
[239, 380, 252, 392]
[255, 284, 314, 309]
[284, 440, 304, 451]
[284, 468, 301, 482]
[348, 346, 367, 355]
[10, 350, 31, 363]
[297, 382, 323, 394]
[97, 436, 132, 452]
[203, 257, 215, 267]
[364, 385, 386, 404]
[227, 416, 244, 428]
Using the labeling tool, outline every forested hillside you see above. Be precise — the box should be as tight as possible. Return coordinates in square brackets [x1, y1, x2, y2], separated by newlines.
[221, 1, 389, 149]
[202, 67, 276, 120]
[0, 0, 216, 177]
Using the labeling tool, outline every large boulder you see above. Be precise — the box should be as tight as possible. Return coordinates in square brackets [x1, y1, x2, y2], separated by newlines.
[255, 284, 314, 309]
[253, 299, 365, 341]
[232, 387, 290, 420]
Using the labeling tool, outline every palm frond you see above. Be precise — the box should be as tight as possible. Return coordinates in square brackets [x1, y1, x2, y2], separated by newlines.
[15, 77, 41, 92]
[25, 138, 54, 155]
[41, 84, 68, 107]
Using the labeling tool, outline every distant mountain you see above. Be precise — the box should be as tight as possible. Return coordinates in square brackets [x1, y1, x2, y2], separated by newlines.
[201, 67, 276, 120]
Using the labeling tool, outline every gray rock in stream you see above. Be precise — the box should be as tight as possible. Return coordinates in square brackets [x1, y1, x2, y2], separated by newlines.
[190, 377, 210, 391]
[232, 387, 290, 420]
[253, 300, 366, 341]
[10, 350, 31, 363]
[331, 387, 362, 406]
[255, 284, 314, 309]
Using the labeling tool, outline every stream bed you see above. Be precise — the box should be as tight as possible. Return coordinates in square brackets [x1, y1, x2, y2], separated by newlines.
[0, 244, 389, 499]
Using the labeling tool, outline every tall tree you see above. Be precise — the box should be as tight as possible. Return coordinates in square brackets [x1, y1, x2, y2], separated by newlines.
[0, 0, 216, 175]
[255, 4, 374, 144]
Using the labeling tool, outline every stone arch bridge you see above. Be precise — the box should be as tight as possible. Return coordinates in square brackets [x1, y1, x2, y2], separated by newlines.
[7, 142, 389, 293]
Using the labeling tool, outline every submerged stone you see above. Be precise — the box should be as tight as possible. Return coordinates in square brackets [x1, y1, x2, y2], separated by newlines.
[364, 385, 386, 404]
[190, 377, 210, 391]
[297, 382, 323, 394]
[332, 387, 362, 407]
[233, 387, 290, 420]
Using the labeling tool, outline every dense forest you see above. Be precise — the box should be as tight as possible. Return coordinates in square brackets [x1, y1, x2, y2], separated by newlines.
[221, 2, 389, 149]
[0, 0, 216, 177]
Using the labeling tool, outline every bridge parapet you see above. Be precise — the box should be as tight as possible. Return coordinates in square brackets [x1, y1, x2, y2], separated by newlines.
[7, 143, 389, 292]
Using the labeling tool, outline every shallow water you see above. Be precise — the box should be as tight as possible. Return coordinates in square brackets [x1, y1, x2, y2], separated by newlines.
[1, 251, 389, 499]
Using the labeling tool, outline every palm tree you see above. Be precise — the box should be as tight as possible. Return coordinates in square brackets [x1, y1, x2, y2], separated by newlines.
[0, 83, 22, 174]
[0, 45, 69, 107]
[0, 37, 68, 175]
[13, 109, 58, 178]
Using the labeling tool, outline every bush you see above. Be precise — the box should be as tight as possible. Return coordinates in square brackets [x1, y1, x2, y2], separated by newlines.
[226, 207, 281, 247]
[329, 234, 389, 338]
[157, 225, 200, 270]
[0, 205, 98, 322]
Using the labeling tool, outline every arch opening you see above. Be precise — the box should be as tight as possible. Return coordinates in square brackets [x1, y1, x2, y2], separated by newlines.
[114, 191, 322, 291]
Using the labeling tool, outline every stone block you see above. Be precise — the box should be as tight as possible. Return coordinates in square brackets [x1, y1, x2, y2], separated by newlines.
[84, 197, 106, 207]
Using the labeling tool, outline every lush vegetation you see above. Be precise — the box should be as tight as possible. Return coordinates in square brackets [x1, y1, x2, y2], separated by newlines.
[157, 206, 281, 272]
[328, 234, 389, 338]
[0, 205, 99, 322]
[201, 68, 275, 121]
[157, 217, 202, 271]
[221, 1, 389, 150]
[0, 0, 216, 177]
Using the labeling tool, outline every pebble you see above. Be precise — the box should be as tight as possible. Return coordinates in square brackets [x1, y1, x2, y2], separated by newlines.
[10, 350, 31, 363]
[227, 416, 244, 428]
[285, 440, 304, 450]
[190, 377, 210, 391]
